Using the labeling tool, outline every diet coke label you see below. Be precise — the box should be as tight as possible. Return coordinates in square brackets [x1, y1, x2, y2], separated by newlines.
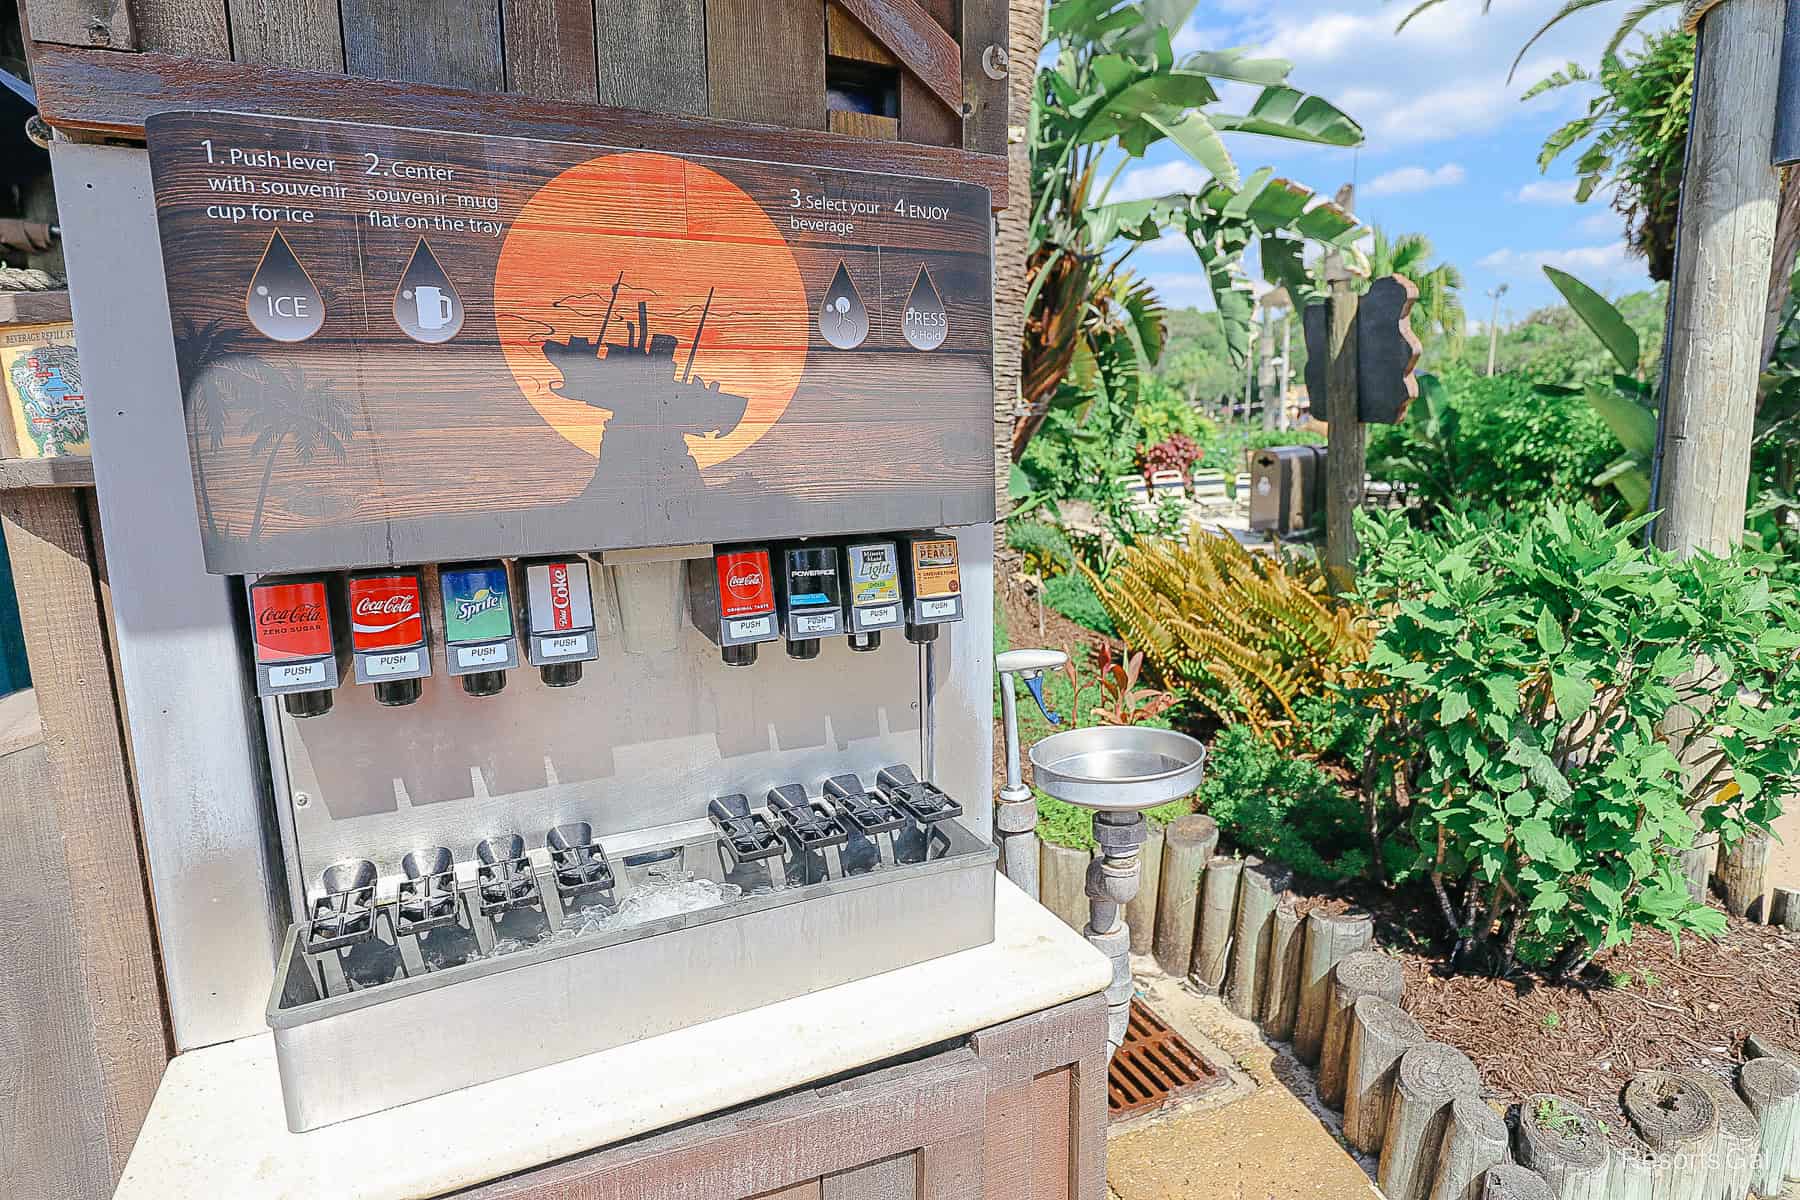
[524, 559, 596, 637]
[548, 563, 573, 631]
[717, 550, 774, 619]
[250, 580, 332, 663]
[348, 575, 424, 651]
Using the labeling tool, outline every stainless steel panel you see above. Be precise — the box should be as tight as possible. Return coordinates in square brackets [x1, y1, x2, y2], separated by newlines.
[270, 825, 997, 1131]
[51, 142, 286, 1049]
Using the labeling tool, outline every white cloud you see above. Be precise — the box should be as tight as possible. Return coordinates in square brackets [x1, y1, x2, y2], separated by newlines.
[1578, 208, 1622, 237]
[1477, 241, 1647, 288]
[1364, 163, 1468, 197]
[1515, 179, 1581, 205]
[1141, 271, 1219, 311]
[1112, 160, 1211, 202]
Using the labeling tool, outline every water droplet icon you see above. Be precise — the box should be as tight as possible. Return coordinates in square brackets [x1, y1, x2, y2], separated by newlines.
[393, 239, 464, 344]
[901, 267, 948, 351]
[819, 263, 869, 350]
[246, 230, 325, 343]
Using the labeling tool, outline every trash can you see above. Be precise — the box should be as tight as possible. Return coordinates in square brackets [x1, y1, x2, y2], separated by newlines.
[1249, 445, 1324, 535]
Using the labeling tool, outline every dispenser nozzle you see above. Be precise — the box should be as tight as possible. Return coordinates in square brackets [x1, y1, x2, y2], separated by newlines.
[1023, 673, 1061, 726]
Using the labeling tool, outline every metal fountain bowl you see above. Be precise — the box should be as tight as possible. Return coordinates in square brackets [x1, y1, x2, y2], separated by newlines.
[1028, 725, 1207, 811]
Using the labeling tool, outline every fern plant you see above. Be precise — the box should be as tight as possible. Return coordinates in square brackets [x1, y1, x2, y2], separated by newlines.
[1083, 530, 1372, 746]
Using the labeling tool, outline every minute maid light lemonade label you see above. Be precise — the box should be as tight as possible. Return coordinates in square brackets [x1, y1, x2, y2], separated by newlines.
[848, 543, 902, 606]
[440, 565, 514, 644]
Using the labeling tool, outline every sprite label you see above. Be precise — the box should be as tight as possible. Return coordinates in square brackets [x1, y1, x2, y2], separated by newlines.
[440, 564, 514, 643]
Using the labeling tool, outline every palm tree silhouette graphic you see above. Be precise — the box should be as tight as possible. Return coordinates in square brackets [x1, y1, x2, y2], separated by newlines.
[239, 361, 356, 543]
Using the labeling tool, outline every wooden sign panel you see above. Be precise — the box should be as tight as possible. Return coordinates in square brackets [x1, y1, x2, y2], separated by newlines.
[144, 111, 994, 575]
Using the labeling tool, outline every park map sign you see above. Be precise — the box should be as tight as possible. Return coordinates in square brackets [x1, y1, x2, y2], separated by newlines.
[144, 111, 994, 575]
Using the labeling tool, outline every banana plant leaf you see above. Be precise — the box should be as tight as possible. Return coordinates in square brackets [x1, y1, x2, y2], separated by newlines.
[1209, 86, 1364, 147]
[1544, 265, 1640, 374]
[1586, 383, 1658, 457]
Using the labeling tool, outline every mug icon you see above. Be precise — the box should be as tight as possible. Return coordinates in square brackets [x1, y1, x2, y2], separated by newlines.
[413, 285, 454, 331]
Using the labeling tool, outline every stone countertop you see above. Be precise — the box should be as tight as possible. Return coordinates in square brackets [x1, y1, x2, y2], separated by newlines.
[115, 875, 1109, 1200]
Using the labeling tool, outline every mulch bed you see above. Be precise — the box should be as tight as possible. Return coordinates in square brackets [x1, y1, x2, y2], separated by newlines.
[1287, 874, 1800, 1136]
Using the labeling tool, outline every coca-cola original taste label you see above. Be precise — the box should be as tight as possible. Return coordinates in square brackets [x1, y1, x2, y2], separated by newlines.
[250, 580, 332, 662]
[348, 574, 425, 650]
[717, 550, 775, 618]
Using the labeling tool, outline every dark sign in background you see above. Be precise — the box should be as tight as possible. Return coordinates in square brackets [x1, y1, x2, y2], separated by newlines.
[144, 111, 994, 575]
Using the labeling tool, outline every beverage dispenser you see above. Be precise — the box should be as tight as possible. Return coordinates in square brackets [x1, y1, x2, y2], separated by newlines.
[140, 110, 999, 1131]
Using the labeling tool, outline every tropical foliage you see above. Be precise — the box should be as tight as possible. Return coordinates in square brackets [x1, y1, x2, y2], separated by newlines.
[1396, 0, 1679, 76]
[1085, 528, 1373, 747]
[1304, 226, 1466, 347]
[1353, 505, 1800, 976]
[1016, 0, 1365, 458]
[1527, 29, 1694, 282]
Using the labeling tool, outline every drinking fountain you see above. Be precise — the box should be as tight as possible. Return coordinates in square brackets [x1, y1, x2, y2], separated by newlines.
[997, 649, 1207, 1054]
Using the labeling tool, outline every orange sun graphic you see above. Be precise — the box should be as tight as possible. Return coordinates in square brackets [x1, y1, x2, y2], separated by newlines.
[495, 152, 809, 469]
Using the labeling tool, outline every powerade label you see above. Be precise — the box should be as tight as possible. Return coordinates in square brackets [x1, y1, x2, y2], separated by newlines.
[440, 565, 514, 644]
[782, 546, 841, 612]
[716, 550, 775, 618]
[250, 580, 332, 662]
[847, 542, 901, 607]
[348, 574, 425, 651]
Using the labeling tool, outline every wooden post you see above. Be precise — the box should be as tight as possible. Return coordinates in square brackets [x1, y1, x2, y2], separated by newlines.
[1481, 1165, 1554, 1199]
[1125, 821, 1164, 957]
[1621, 1070, 1718, 1197]
[991, 0, 1044, 528]
[1679, 831, 1717, 904]
[1323, 182, 1363, 595]
[0, 486, 169, 1193]
[1678, 1070, 1759, 1200]
[1376, 1042, 1482, 1200]
[1039, 840, 1090, 932]
[1718, 829, 1772, 921]
[1151, 814, 1216, 977]
[1773, 885, 1800, 931]
[1514, 1094, 1610, 1199]
[1745, 1031, 1799, 1064]
[1739, 1056, 1800, 1194]
[1429, 1095, 1509, 1200]
[1344, 994, 1427, 1155]
[1260, 901, 1305, 1040]
[1259, 304, 1278, 432]
[1225, 859, 1289, 1020]
[1191, 854, 1242, 993]
[1652, 0, 1785, 557]
[1293, 907, 1373, 1066]
[1318, 949, 1404, 1110]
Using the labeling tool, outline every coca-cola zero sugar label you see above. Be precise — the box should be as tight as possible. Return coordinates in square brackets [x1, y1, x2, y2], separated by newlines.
[250, 580, 332, 662]
[348, 574, 425, 650]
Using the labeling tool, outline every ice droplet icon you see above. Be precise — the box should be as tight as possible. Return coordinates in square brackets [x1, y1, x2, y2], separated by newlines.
[901, 267, 948, 351]
[246, 229, 325, 343]
[819, 263, 869, 350]
[394, 238, 464, 344]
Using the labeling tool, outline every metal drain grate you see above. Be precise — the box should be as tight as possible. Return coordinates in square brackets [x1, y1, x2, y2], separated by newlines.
[1108, 1000, 1223, 1118]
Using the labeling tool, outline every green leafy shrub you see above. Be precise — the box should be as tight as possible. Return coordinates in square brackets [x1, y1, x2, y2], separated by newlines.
[1367, 365, 1619, 516]
[1354, 504, 1800, 976]
[1007, 520, 1073, 579]
[1197, 724, 1370, 881]
[1043, 572, 1116, 637]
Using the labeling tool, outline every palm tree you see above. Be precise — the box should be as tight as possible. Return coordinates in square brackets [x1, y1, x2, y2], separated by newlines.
[172, 317, 255, 539]
[1367, 228, 1467, 347]
[1396, 0, 1676, 77]
[241, 362, 356, 543]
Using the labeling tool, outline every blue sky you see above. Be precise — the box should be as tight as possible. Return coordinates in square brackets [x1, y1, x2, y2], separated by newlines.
[1106, 0, 1675, 321]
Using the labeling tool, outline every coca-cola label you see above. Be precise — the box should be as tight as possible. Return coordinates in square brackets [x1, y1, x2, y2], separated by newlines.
[250, 580, 332, 662]
[348, 574, 424, 650]
[717, 550, 774, 619]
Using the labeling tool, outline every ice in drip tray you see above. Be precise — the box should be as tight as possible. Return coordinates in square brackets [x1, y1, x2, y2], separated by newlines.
[487, 869, 743, 958]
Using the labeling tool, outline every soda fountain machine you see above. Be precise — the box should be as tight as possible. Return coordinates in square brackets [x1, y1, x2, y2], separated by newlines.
[139, 111, 1000, 1131]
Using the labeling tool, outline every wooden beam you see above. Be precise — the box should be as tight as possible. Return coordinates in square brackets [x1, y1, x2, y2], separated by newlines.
[340, 0, 506, 92]
[834, 0, 963, 112]
[224, 0, 344, 72]
[0, 457, 97, 489]
[829, 110, 900, 140]
[959, 0, 1009, 155]
[123, 0, 229, 57]
[708, 0, 828, 130]
[829, 2, 899, 65]
[17, 0, 136, 49]
[0, 289, 72, 327]
[1323, 184, 1363, 595]
[593, 0, 707, 115]
[0, 489, 169, 1188]
[1653, 0, 1785, 556]
[502, 0, 599, 103]
[24, 42, 1007, 203]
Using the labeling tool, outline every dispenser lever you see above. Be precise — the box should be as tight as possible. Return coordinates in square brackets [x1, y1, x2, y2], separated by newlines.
[1023, 673, 1061, 726]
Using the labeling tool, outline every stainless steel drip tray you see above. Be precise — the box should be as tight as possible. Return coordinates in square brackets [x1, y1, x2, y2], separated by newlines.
[266, 818, 997, 1131]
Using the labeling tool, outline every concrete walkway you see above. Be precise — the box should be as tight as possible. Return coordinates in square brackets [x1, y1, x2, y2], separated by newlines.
[1107, 966, 1381, 1200]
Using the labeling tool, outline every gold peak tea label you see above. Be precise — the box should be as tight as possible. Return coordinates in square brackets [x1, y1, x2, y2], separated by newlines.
[898, 533, 964, 641]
